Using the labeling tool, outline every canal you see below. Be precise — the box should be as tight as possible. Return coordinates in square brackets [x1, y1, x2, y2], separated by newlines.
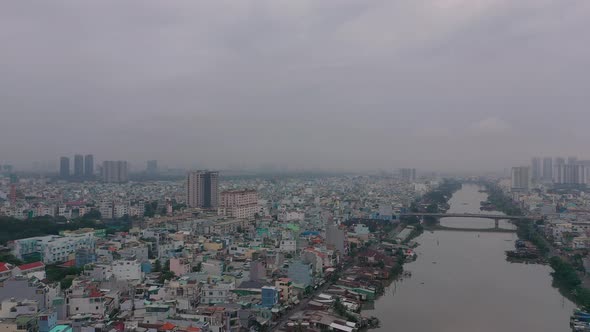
[364, 184, 575, 331]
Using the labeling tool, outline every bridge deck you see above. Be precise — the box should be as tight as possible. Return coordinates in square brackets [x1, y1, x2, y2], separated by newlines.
[399, 213, 539, 220]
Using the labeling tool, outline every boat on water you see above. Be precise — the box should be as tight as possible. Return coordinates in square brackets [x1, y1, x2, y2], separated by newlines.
[506, 250, 540, 259]
[570, 309, 590, 331]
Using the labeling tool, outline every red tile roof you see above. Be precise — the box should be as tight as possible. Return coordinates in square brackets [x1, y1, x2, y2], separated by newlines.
[17, 261, 45, 271]
[159, 322, 176, 331]
[58, 260, 76, 268]
[0, 262, 13, 273]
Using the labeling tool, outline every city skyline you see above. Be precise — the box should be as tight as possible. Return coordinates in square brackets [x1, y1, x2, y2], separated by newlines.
[1, 1, 589, 172]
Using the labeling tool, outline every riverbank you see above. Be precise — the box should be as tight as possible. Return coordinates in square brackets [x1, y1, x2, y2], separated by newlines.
[484, 181, 590, 313]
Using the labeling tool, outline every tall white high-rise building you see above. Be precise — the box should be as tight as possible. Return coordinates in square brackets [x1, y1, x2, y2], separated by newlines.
[531, 157, 542, 182]
[542, 157, 553, 182]
[511, 166, 530, 192]
[187, 170, 219, 208]
[555, 157, 566, 166]
[102, 161, 128, 183]
[399, 168, 416, 182]
[554, 164, 586, 185]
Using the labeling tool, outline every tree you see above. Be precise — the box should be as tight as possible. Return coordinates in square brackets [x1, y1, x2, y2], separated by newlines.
[0, 253, 22, 265]
[154, 259, 162, 272]
[82, 209, 102, 220]
[144, 201, 159, 217]
[158, 270, 175, 284]
[192, 262, 202, 272]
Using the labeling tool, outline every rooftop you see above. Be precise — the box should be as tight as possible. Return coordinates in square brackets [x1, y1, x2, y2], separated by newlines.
[17, 261, 45, 271]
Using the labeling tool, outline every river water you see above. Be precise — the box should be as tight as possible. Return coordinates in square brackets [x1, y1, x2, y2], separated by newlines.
[364, 184, 575, 332]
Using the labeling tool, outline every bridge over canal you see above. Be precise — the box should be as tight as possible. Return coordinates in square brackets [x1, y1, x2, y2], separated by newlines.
[399, 213, 541, 229]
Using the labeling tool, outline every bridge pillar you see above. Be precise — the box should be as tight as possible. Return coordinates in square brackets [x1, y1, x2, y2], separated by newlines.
[494, 219, 499, 229]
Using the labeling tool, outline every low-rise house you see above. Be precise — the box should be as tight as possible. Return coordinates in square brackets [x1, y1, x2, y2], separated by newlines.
[0, 263, 14, 281]
[0, 299, 40, 318]
[0, 277, 56, 311]
[169, 258, 192, 277]
[66, 280, 119, 317]
[200, 280, 235, 304]
[112, 260, 143, 281]
[275, 278, 293, 304]
[12, 261, 46, 280]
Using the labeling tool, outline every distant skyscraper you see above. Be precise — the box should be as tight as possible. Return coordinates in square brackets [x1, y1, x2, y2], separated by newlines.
[554, 164, 586, 185]
[399, 168, 416, 182]
[84, 154, 94, 178]
[578, 160, 590, 184]
[74, 154, 84, 178]
[555, 157, 566, 166]
[568, 156, 578, 165]
[531, 157, 541, 182]
[146, 160, 158, 174]
[542, 157, 553, 182]
[59, 157, 70, 179]
[187, 170, 219, 208]
[102, 161, 128, 183]
[511, 166, 530, 192]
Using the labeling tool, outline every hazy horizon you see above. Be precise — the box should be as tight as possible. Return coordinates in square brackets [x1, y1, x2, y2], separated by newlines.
[2, 1, 589, 173]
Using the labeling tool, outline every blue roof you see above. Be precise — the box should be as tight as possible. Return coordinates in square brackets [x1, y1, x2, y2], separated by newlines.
[49, 325, 72, 332]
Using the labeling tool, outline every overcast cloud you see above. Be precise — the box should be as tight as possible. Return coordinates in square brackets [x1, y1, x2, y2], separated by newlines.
[1, 0, 589, 172]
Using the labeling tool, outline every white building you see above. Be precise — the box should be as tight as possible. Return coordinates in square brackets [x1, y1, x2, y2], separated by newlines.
[13, 232, 96, 264]
[200, 280, 235, 304]
[278, 211, 305, 222]
[279, 240, 297, 253]
[12, 262, 46, 280]
[67, 282, 119, 317]
[112, 260, 143, 281]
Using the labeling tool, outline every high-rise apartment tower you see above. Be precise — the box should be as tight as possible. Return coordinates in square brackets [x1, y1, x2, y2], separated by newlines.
[187, 171, 219, 208]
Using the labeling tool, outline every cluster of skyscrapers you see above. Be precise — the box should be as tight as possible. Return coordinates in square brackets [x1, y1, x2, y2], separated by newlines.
[58, 155, 130, 183]
[59, 154, 94, 180]
[530, 156, 588, 185]
[512, 156, 590, 192]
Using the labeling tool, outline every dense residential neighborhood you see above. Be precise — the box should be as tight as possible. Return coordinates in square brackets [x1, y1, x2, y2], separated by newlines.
[0, 170, 427, 332]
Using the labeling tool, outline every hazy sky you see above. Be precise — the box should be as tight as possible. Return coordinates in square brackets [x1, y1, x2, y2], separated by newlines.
[1, 0, 589, 172]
